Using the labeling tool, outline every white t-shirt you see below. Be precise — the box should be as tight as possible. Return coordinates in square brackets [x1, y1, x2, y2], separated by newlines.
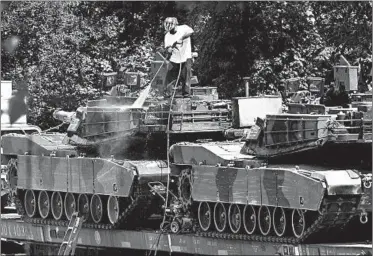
[164, 25, 194, 63]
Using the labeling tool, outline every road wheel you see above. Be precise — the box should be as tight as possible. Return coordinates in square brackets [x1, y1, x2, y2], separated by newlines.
[64, 193, 76, 221]
[214, 202, 227, 233]
[24, 189, 37, 218]
[273, 207, 287, 237]
[51, 191, 63, 220]
[198, 202, 211, 231]
[258, 206, 271, 236]
[38, 190, 50, 219]
[243, 205, 256, 235]
[228, 204, 241, 234]
[292, 209, 306, 238]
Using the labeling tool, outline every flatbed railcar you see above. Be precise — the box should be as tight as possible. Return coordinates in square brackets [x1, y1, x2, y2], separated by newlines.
[1, 214, 371, 256]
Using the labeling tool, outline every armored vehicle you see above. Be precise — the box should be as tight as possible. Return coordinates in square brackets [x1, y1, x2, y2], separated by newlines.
[165, 98, 371, 242]
[168, 129, 371, 243]
[1, 69, 233, 230]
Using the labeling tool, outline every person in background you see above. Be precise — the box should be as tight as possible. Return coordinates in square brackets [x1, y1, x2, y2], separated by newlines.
[335, 85, 350, 108]
[278, 83, 287, 103]
[324, 83, 350, 107]
[324, 83, 335, 106]
[163, 17, 194, 98]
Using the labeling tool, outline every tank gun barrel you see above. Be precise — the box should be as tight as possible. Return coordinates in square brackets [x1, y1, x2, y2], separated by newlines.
[53, 109, 76, 123]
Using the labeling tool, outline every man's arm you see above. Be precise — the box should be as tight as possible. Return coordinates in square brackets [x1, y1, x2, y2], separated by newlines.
[177, 25, 194, 43]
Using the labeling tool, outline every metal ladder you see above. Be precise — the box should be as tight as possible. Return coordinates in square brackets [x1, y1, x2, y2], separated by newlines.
[57, 212, 83, 256]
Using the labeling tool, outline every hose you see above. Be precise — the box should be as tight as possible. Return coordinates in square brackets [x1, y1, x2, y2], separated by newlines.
[162, 50, 183, 228]
[149, 49, 183, 256]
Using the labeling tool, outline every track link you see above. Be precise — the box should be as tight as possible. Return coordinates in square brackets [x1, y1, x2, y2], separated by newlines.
[14, 193, 360, 245]
[193, 196, 360, 245]
[15, 193, 149, 230]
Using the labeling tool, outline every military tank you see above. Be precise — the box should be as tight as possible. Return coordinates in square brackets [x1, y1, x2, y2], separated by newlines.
[166, 99, 371, 242]
[168, 132, 371, 243]
[0, 70, 232, 231]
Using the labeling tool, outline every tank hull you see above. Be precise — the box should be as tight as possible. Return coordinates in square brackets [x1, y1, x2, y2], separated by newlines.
[10, 151, 168, 227]
[170, 142, 365, 241]
[16, 155, 135, 196]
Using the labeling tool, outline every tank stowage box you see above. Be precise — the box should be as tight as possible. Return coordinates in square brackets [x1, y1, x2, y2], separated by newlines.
[334, 65, 359, 91]
[287, 103, 326, 115]
[307, 77, 325, 98]
[232, 96, 282, 128]
[191, 87, 219, 101]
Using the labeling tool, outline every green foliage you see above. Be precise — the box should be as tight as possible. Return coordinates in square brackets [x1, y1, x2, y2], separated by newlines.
[190, 1, 372, 96]
[1, 1, 174, 129]
[1, 1, 371, 128]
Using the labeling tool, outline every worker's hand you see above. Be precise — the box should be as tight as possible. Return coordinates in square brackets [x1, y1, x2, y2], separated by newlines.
[166, 46, 173, 53]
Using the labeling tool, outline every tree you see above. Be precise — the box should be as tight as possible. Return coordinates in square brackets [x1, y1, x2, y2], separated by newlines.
[1, 1, 371, 128]
[1, 1, 173, 129]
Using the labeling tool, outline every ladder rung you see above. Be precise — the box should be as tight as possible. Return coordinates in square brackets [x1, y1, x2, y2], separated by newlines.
[58, 212, 83, 256]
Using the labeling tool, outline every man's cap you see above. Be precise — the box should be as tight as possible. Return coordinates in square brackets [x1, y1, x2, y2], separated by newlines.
[164, 17, 178, 25]
[164, 17, 178, 32]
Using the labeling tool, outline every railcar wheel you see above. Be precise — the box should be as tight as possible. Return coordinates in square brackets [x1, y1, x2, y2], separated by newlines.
[273, 207, 286, 237]
[38, 190, 50, 219]
[198, 202, 211, 231]
[107, 196, 120, 225]
[51, 191, 63, 220]
[243, 205, 256, 235]
[78, 194, 90, 222]
[90, 194, 103, 224]
[258, 206, 271, 236]
[292, 209, 306, 238]
[64, 193, 76, 221]
[24, 190, 37, 218]
[214, 202, 227, 233]
[228, 204, 241, 233]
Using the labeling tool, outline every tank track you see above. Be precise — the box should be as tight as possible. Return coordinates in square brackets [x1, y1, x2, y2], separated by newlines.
[14, 193, 150, 230]
[192, 196, 360, 245]
[14, 194, 360, 245]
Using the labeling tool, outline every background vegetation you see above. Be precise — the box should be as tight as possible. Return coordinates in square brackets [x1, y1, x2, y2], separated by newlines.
[1, 1, 372, 129]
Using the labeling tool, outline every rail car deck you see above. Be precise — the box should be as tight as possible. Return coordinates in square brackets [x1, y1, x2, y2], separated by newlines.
[1, 214, 371, 256]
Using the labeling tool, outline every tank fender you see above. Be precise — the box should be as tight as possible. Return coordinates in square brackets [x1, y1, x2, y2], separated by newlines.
[262, 168, 326, 210]
[169, 142, 245, 166]
[16, 155, 135, 197]
[191, 165, 248, 205]
[93, 159, 135, 196]
[191, 166, 326, 211]
[310, 170, 362, 195]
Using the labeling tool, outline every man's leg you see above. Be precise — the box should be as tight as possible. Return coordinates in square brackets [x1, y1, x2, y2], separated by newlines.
[164, 62, 178, 97]
[179, 60, 191, 97]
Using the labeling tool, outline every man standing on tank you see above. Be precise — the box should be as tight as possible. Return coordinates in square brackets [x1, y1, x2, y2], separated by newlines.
[163, 17, 194, 98]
